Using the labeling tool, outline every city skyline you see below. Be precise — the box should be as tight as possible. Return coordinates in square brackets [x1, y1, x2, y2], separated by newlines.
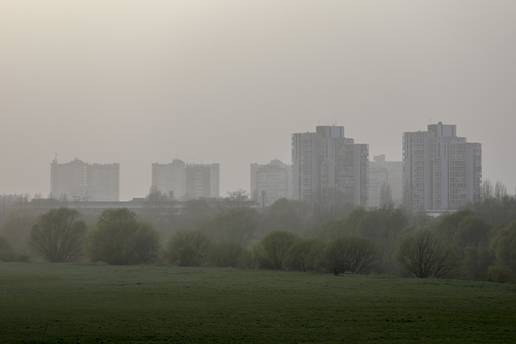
[0, 121, 502, 201]
[3, 118, 514, 200]
[37, 122, 480, 213]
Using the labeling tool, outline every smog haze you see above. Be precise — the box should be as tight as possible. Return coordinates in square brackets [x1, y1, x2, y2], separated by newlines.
[1, 0, 515, 199]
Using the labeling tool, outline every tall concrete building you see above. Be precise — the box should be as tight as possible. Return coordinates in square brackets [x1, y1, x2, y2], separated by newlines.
[250, 159, 291, 207]
[151, 160, 187, 199]
[367, 155, 403, 208]
[403, 122, 482, 212]
[151, 160, 219, 200]
[185, 163, 220, 200]
[50, 159, 120, 201]
[292, 126, 368, 209]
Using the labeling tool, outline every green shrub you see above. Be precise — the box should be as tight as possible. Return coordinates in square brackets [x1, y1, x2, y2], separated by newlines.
[89, 209, 159, 265]
[259, 231, 298, 270]
[208, 242, 245, 268]
[491, 222, 516, 273]
[30, 208, 87, 262]
[325, 237, 378, 275]
[284, 239, 325, 272]
[0, 237, 15, 262]
[487, 265, 514, 283]
[167, 231, 211, 266]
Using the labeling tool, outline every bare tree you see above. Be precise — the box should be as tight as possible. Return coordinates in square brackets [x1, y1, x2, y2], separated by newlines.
[146, 186, 173, 202]
[226, 189, 249, 201]
[326, 237, 378, 275]
[260, 231, 298, 270]
[481, 180, 493, 201]
[398, 230, 456, 278]
[30, 208, 87, 262]
[494, 182, 508, 201]
[225, 189, 250, 208]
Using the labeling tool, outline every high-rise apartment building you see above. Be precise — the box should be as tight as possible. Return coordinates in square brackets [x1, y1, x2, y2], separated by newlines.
[292, 126, 368, 209]
[50, 159, 120, 201]
[367, 155, 403, 208]
[403, 122, 481, 212]
[185, 163, 220, 200]
[250, 160, 291, 207]
[151, 160, 187, 199]
[151, 160, 219, 200]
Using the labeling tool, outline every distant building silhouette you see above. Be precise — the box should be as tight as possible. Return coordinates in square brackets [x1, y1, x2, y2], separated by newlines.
[292, 126, 368, 209]
[250, 160, 292, 207]
[367, 155, 402, 208]
[151, 160, 219, 200]
[403, 122, 482, 212]
[0, 194, 29, 220]
[50, 158, 119, 201]
[151, 160, 186, 200]
[185, 163, 220, 200]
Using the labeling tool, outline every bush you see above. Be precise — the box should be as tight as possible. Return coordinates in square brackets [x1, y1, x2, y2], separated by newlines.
[201, 208, 259, 246]
[325, 237, 378, 275]
[208, 242, 245, 268]
[30, 208, 87, 262]
[89, 209, 159, 265]
[460, 247, 492, 280]
[455, 216, 489, 248]
[491, 222, 516, 273]
[259, 231, 298, 270]
[0, 237, 15, 262]
[487, 265, 514, 283]
[0, 210, 36, 254]
[167, 231, 211, 266]
[284, 239, 325, 272]
[398, 230, 457, 278]
[250, 244, 272, 269]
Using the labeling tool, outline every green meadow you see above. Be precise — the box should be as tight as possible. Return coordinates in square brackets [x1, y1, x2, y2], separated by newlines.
[1, 263, 515, 343]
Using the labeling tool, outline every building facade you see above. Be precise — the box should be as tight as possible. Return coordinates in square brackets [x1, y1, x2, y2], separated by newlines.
[403, 122, 482, 212]
[50, 159, 119, 201]
[250, 159, 291, 207]
[151, 160, 187, 199]
[367, 155, 403, 208]
[185, 163, 220, 200]
[151, 160, 219, 200]
[292, 126, 368, 209]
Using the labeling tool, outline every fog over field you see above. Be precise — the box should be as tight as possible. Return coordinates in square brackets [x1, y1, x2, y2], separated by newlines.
[1, 0, 515, 199]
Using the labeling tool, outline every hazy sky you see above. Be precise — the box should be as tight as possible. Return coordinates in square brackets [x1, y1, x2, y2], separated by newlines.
[1, 0, 515, 200]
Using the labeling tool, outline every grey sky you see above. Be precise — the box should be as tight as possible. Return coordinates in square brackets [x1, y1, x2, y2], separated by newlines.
[1, 0, 515, 200]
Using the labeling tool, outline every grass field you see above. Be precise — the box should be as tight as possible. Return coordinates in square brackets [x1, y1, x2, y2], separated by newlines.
[0, 263, 515, 343]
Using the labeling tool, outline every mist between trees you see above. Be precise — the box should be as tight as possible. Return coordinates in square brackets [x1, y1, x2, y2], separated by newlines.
[1, 191, 516, 283]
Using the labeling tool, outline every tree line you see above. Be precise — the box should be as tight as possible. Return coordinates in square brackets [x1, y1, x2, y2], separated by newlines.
[1, 195, 516, 283]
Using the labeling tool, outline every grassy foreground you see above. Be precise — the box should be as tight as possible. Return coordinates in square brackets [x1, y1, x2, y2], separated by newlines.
[0, 263, 515, 343]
